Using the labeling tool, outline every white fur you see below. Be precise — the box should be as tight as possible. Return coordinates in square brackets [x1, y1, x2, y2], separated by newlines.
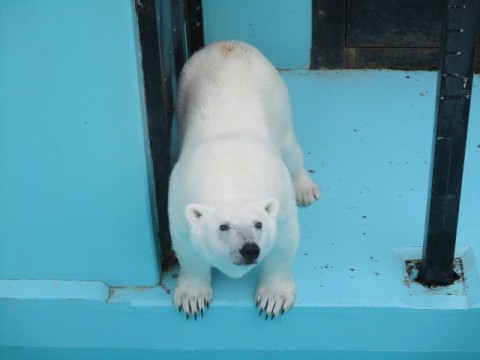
[169, 41, 320, 319]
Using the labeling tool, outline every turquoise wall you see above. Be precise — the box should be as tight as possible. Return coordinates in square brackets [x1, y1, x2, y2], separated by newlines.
[0, 0, 160, 286]
[203, 0, 312, 69]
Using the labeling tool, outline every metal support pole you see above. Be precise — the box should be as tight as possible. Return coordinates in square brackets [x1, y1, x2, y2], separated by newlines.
[135, 0, 204, 271]
[422, 0, 480, 285]
[172, 0, 204, 77]
[135, 0, 174, 272]
[184, 0, 204, 58]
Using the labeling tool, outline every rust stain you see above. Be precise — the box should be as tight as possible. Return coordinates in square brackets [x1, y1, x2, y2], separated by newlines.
[160, 282, 171, 295]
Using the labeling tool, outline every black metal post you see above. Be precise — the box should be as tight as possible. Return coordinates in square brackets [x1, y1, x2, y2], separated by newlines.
[135, 0, 204, 272]
[171, 0, 204, 79]
[135, 0, 174, 272]
[422, 0, 480, 285]
[184, 0, 204, 58]
[172, 0, 189, 79]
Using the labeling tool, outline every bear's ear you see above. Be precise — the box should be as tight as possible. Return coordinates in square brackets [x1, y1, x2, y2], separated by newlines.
[261, 198, 279, 219]
[185, 203, 207, 227]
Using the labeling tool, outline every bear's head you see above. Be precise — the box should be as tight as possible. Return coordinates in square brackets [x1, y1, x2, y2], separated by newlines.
[185, 198, 279, 278]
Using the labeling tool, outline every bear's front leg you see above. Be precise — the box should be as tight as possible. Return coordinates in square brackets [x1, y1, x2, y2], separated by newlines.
[173, 263, 212, 320]
[255, 219, 298, 319]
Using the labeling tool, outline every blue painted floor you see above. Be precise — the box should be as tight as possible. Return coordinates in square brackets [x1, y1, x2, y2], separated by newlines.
[2, 70, 480, 359]
[285, 70, 480, 309]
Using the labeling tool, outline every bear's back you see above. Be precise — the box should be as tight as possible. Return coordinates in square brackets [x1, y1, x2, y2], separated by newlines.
[176, 41, 291, 152]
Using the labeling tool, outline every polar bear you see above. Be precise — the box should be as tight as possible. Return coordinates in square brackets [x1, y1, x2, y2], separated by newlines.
[169, 41, 320, 320]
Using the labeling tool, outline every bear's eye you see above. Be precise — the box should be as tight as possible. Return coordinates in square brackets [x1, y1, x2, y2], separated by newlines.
[255, 221, 262, 229]
[219, 224, 230, 231]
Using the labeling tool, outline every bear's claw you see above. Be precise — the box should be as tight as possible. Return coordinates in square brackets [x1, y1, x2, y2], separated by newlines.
[257, 298, 287, 320]
[174, 281, 212, 320]
[178, 297, 210, 320]
[255, 282, 295, 320]
[255, 299, 285, 320]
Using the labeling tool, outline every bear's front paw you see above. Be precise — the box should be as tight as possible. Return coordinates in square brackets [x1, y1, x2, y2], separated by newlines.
[294, 170, 320, 206]
[174, 280, 212, 320]
[255, 280, 296, 320]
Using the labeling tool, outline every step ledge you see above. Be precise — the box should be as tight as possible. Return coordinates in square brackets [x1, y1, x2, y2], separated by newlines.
[0, 280, 109, 302]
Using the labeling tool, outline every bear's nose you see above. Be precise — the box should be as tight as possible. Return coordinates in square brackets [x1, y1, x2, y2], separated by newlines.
[239, 243, 260, 262]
